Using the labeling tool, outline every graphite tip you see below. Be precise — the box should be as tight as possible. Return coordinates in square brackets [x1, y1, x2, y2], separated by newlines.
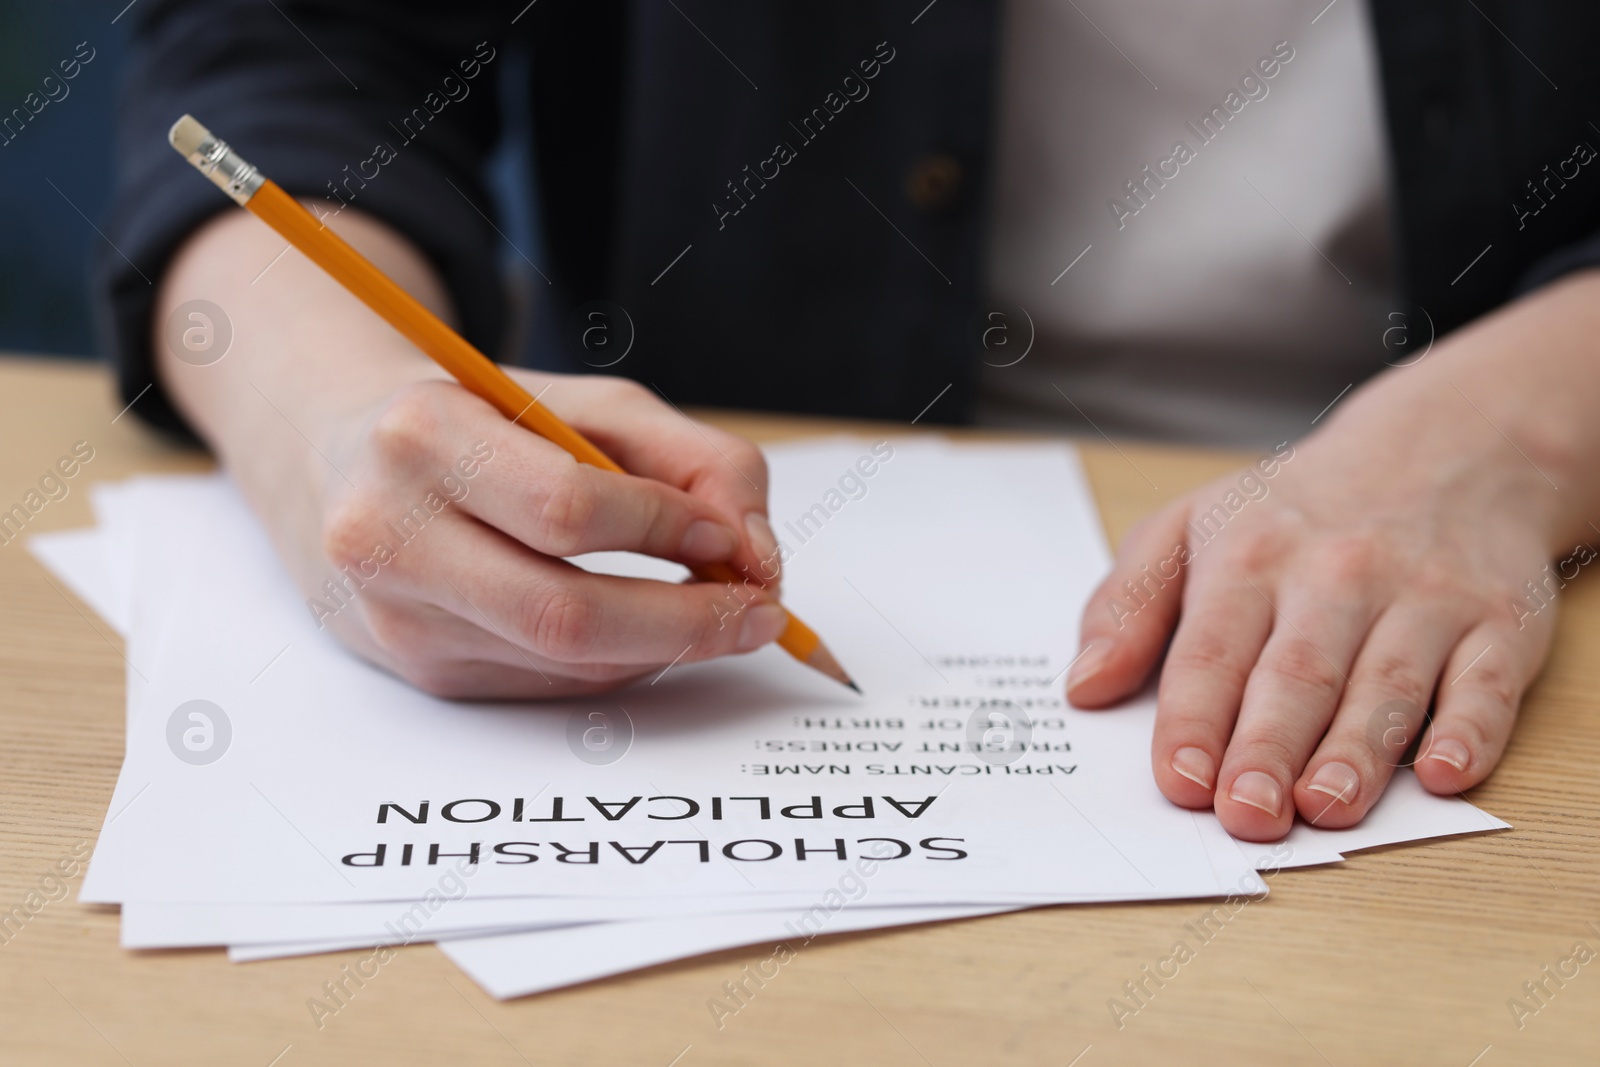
[804, 640, 860, 694]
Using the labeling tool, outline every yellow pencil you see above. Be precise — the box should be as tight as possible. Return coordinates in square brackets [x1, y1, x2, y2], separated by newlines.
[167, 114, 857, 692]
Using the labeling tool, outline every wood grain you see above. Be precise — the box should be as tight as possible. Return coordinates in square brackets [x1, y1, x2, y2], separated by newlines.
[0, 356, 1595, 1065]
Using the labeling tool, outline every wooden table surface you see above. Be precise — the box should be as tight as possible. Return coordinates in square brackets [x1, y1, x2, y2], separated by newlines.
[1, 354, 1595, 1066]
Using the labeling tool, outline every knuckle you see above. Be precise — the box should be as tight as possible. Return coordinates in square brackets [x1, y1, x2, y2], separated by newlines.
[1483, 578, 1526, 609]
[1460, 655, 1519, 707]
[1235, 732, 1301, 775]
[364, 604, 426, 663]
[1485, 578, 1541, 623]
[1325, 718, 1398, 776]
[693, 592, 734, 651]
[1359, 653, 1430, 706]
[1153, 708, 1224, 748]
[1217, 525, 1283, 575]
[1093, 573, 1170, 635]
[369, 383, 449, 469]
[1408, 560, 1465, 603]
[321, 496, 381, 570]
[1440, 709, 1499, 756]
[637, 485, 676, 545]
[1317, 535, 1380, 586]
[534, 470, 598, 556]
[1165, 633, 1250, 683]
[1259, 639, 1344, 696]
[521, 584, 601, 662]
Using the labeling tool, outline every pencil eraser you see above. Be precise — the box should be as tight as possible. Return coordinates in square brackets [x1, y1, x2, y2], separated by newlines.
[168, 114, 211, 158]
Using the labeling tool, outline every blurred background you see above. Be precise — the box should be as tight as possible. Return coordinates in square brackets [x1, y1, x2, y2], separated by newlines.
[0, 1, 541, 365]
[0, 2, 126, 359]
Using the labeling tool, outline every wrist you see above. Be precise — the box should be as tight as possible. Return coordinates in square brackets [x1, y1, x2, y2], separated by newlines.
[1319, 272, 1600, 554]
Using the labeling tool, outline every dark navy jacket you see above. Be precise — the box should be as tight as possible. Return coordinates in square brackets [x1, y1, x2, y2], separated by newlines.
[97, 1, 1600, 437]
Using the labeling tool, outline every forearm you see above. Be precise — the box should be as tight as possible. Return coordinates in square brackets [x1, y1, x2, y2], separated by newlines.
[149, 200, 788, 700]
[152, 205, 457, 586]
[1324, 269, 1600, 553]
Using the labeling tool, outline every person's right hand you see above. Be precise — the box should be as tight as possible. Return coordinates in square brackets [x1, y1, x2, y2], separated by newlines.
[154, 206, 785, 699]
[315, 370, 788, 697]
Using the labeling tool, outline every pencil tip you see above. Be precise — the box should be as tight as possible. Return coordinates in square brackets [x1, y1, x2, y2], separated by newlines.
[802, 641, 858, 693]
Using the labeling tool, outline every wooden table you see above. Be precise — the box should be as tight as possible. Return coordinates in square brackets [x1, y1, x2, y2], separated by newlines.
[1, 354, 1595, 1066]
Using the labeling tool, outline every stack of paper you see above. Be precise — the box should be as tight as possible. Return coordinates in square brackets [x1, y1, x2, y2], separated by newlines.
[31, 439, 1506, 998]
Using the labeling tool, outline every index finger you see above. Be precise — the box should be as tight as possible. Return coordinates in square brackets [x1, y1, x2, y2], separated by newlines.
[1069, 500, 1193, 707]
[510, 371, 782, 585]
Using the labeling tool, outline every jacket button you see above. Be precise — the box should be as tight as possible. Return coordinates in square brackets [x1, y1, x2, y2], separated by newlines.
[905, 153, 963, 211]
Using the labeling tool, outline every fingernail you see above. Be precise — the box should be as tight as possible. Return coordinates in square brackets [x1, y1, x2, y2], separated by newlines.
[1171, 747, 1216, 790]
[1306, 761, 1360, 805]
[680, 520, 737, 562]
[1426, 737, 1471, 773]
[1228, 771, 1283, 817]
[738, 603, 786, 652]
[744, 512, 781, 574]
[1067, 641, 1111, 692]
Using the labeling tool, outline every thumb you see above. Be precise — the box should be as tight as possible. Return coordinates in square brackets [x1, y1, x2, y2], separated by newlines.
[1068, 498, 1193, 707]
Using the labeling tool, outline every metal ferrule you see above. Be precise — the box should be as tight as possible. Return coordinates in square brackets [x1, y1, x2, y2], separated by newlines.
[183, 133, 265, 206]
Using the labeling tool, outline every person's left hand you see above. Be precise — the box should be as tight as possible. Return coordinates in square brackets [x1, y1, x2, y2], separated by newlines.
[1064, 277, 1595, 841]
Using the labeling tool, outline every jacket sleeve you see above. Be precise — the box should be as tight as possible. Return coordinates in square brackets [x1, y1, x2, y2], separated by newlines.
[94, 0, 510, 437]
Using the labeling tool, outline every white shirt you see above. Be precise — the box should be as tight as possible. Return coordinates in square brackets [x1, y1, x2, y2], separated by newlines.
[982, 0, 1396, 447]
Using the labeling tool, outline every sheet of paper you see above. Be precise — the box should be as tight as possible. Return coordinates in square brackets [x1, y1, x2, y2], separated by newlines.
[49, 471, 1502, 878]
[124, 893, 1005, 950]
[346, 834, 1317, 995]
[1279, 768, 1507, 856]
[227, 926, 568, 963]
[132, 819, 1277, 950]
[28, 526, 128, 636]
[435, 905, 1023, 1000]
[227, 824, 1292, 972]
[90, 476, 175, 639]
[25, 447, 1491, 947]
[254, 807, 1262, 977]
[79, 442, 1259, 909]
[26, 442, 1501, 991]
